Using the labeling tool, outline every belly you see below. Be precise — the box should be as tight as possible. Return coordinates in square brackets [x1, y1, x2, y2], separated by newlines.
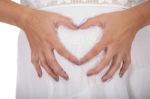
[17, 4, 150, 98]
[39, 4, 125, 76]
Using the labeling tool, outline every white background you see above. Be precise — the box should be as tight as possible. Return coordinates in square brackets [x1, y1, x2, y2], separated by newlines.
[0, 0, 20, 99]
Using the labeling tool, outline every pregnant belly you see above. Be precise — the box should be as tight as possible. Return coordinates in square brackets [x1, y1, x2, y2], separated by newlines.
[18, 4, 150, 99]
[39, 5, 128, 98]
[39, 5, 125, 76]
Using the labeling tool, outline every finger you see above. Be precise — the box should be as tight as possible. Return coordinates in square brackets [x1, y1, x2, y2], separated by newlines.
[32, 60, 42, 78]
[39, 54, 59, 81]
[119, 55, 131, 77]
[79, 15, 104, 29]
[52, 38, 80, 65]
[58, 17, 78, 30]
[79, 17, 99, 29]
[45, 51, 69, 80]
[80, 41, 106, 64]
[102, 55, 122, 82]
[87, 50, 113, 76]
[49, 29, 80, 65]
[31, 52, 42, 78]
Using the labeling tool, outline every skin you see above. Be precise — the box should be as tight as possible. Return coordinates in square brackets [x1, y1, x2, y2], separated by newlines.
[0, 0, 150, 82]
[22, 10, 80, 81]
[79, 1, 150, 82]
[0, 0, 80, 81]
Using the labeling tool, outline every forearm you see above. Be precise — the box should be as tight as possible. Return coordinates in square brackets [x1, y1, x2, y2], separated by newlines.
[0, 0, 31, 27]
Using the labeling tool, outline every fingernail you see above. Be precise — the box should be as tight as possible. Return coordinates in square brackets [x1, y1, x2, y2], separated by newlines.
[72, 25, 78, 30]
[75, 25, 80, 29]
[73, 59, 81, 65]
[65, 75, 69, 80]
[78, 22, 85, 29]
[78, 60, 84, 65]
[119, 72, 123, 78]
[77, 25, 81, 29]
[64, 72, 69, 80]
[102, 77, 113, 82]
[102, 77, 108, 82]
[55, 77, 59, 82]
[38, 72, 42, 78]
[87, 71, 93, 76]
[77, 61, 82, 65]
[79, 59, 86, 65]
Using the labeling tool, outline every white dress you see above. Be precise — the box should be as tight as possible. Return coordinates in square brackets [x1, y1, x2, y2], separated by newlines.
[16, 0, 150, 99]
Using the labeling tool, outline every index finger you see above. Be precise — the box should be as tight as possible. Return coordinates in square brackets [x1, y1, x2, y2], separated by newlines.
[80, 41, 106, 64]
[45, 51, 69, 80]
[58, 17, 78, 30]
[51, 34, 80, 65]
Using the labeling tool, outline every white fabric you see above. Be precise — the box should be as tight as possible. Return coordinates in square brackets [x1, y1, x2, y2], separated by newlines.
[16, 1, 150, 99]
[21, 0, 147, 8]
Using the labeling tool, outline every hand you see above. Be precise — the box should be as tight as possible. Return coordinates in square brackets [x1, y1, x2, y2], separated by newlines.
[20, 9, 79, 81]
[79, 9, 145, 82]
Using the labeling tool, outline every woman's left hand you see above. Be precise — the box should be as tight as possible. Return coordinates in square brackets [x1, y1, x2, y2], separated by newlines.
[79, 9, 145, 82]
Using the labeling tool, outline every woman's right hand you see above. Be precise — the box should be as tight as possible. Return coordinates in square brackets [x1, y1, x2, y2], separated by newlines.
[20, 9, 79, 81]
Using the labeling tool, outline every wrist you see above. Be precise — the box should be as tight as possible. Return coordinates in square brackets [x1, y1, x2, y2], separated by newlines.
[127, 1, 150, 27]
[16, 6, 34, 29]
[115, 7, 146, 37]
[130, 7, 148, 28]
[122, 7, 147, 31]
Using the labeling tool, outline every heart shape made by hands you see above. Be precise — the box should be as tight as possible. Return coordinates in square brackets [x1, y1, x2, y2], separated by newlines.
[42, 5, 124, 60]
[40, 5, 125, 78]
[53, 24, 106, 75]
[57, 25, 103, 59]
